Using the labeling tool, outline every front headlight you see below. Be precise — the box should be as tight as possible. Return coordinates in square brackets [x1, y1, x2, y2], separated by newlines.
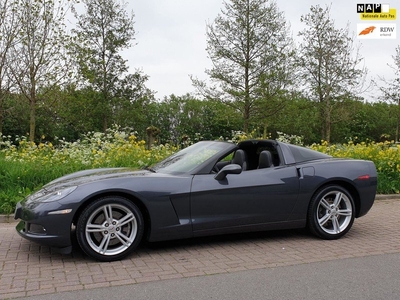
[26, 186, 77, 203]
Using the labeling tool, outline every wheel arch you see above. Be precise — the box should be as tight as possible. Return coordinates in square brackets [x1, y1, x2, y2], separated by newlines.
[72, 190, 152, 241]
[310, 180, 361, 217]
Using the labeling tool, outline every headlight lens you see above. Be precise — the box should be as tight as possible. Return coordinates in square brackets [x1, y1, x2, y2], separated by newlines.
[26, 186, 77, 203]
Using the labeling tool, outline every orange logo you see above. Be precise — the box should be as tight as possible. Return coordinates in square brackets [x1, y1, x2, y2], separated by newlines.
[359, 26, 376, 35]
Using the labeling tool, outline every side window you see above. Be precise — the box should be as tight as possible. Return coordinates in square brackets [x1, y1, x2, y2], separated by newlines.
[214, 152, 234, 172]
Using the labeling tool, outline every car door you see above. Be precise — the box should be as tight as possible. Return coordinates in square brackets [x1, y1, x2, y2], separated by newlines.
[190, 165, 300, 233]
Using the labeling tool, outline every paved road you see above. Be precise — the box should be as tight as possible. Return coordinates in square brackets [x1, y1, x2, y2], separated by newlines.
[1, 199, 400, 299]
[15, 253, 400, 300]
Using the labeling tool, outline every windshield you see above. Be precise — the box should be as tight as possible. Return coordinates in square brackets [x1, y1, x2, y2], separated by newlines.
[153, 141, 231, 174]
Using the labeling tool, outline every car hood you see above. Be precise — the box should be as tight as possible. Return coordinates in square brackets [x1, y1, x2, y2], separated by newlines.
[44, 167, 152, 189]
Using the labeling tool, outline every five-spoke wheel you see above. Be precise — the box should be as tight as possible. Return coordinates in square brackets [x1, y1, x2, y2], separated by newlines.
[308, 185, 355, 239]
[76, 196, 144, 261]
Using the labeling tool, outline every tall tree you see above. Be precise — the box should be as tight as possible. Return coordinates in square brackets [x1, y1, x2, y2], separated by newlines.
[72, 0, 144, 131]
[376, 46, 400, 141]
[297, 5, 367, 143]
[0, 0, 20, 134]
[8, 0, 73, 141]
[111, 71, 155, 135]
[192, 0, 295, 132]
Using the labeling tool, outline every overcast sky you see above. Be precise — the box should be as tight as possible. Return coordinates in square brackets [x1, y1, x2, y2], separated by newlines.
[125, 0, 399, 101]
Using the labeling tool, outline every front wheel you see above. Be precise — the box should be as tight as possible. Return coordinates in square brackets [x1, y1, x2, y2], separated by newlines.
[76, 196, 144, 261]
[307, 185, 355, 240]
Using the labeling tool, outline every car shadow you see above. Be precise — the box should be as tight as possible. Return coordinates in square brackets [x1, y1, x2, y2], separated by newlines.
[138, 228, 311, 252]
[44, 228, 312, 262]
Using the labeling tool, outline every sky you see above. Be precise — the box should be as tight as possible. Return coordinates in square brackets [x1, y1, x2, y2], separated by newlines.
[125, 0, 399, 101]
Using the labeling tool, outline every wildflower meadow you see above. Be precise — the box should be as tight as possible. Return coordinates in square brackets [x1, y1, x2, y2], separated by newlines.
[0, 128, 399, 215]
[310, 140, 400, 195]
[0, 127, 177, 214]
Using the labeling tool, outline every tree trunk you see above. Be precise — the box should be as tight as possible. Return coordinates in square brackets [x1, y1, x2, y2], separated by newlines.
[325, 97, 331, 143]
[29, 99, 35, 142]
[103, 115, 108, 133]
[0, 93, 3, 134]
[29, 80, 36, 142]
[243, 104, 250, 133]
[396, 100, 400, 142]
[263, 123, 268, 139]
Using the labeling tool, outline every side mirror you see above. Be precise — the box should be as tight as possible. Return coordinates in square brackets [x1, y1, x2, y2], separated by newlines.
[214, 164, 242, 180]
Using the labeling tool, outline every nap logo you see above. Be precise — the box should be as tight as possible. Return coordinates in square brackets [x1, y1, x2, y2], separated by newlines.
[357, 3, 396, 19]
[357, 4, 390, 14]
[357, 3, 389, 13]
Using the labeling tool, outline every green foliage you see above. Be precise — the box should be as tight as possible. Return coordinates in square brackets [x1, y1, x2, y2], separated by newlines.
[375, 46, 400, 141]
[0, 126, 177, 214]
[72, 0, 135, 87]
[266, 94, 320, 144]
[146, 94, 243, 145]
[193, 0, 295, 132]
[311, 140, 400, 194]
[71, 0, 153, 131]
[297, 5, 367, 143]
[9, 0, 74, 141]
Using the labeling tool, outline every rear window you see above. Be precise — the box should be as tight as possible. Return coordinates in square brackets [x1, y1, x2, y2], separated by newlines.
[288, 144, 331, 163]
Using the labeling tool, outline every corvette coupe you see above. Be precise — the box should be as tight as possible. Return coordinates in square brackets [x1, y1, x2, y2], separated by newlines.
[14, 139, 377, 261]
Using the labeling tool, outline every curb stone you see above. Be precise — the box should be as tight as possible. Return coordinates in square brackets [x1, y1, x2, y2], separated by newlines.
[0, 214, 17, 223]
[375, 194, 400, 200]
[1, 194, 399, 224]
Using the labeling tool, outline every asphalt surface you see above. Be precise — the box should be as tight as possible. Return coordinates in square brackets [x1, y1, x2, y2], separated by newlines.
[1, 197, 400, 299]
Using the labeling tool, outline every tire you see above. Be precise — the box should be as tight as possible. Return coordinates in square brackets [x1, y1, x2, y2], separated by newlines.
[76, 196, 144, 261]
[307, 185, 355, 240]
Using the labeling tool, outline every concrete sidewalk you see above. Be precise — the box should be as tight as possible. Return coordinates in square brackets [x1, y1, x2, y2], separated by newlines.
[1, 198, 400, 299]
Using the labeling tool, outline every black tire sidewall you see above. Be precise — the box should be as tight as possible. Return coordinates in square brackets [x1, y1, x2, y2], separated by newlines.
[307, 185, 355, 240]
[76, 196, 144, 261]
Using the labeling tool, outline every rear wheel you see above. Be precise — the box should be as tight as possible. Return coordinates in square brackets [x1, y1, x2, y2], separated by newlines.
[307, 185, 355, 239]
[76, 196, 144, 261]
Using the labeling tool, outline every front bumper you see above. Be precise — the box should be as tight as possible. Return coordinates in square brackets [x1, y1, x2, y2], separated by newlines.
[14, 201, 74, 251]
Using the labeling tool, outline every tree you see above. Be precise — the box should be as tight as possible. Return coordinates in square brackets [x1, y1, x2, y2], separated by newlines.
[376, 46, 400, 141]
[111, 71, 155, 136]
[0, 0, 20, 134]
[72, 0, 149, 132]
[192, 0, 295, 133]
[297, 5, 367, 143]
[266, 93, 319, 144]
[146, 94, 243, 145]
[7, 0, 73, 142]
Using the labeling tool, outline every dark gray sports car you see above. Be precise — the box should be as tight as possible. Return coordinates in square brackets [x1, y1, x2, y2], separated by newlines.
[14, 140, 377, 261]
